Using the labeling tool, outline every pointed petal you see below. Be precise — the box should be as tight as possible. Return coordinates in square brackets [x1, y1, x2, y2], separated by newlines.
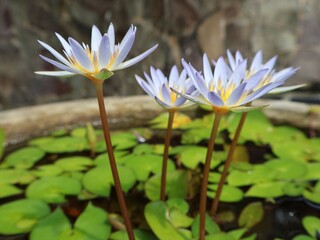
[135, 75, 155, 97]
[203, 54, 214, 82]
[268, 84, 306, 94]
[235, 51, 244, 64]
[35, 71, 76, 77]
[228, 59, 247, 87]
[55, 33, 72, 54]
[115, 44, 158, 70]
[263, 56, 278, 72]
[112, 34, 135, 67]
[68, 38, 93, 71]
[250, 50, 263, 72]
[193, 72, 209, 97]
[91, 25, 102, 53]
[171, 88, 208, 105]
[161, 84, 172, 104]
[119, 25, 136, 51]
[107, 23, 115, 50]
[208, 91, 225, 106]
[272, 67, 298, 83]
[169, 65, 179, 86]
[213, 57, 228, 86]
[39, 55, 81, 74]
[245, 69, 269, 91]
[227, 49, 236, 70]
[38, 40, 71, 67]
[98, 34, 111, 69]
[154, 96, 171, 108]
[226, 82, 247, 106]
[173, 96, 188, 107]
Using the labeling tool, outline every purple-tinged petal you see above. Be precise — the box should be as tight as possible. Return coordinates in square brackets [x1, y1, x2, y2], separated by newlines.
[156, 69, 167, 85]
[208, 92, 224, 106]
[227, 49, 236, 70]
[263, 56, 277, 73]
[181, 59, 196, 81]
[250, 50, 263, 72]
[119, 25, 136, 51]
[144, 71, 155, 87]
[193, 72, 209, 97]
[235, 51, 244, 64]
[174, 96, 188, 107]
[55, 33, 72, 54]
[91, 25, 102, 53]
[268, 84, 306, 94]
[241, 81, 285, 105]
[135, 75, 155, 97]
[272, 67, 299, 83]
[203, 54, 214, 82]
[39, 55, 81, 74]
[245, 69, 269, 91]
[111, 34, 135, 68]
[161, 84, 172, 104]
[107, 23, 115, 50]
[68, 38, 93, 71]
[35, 71, 76, 77]
[115, 44, 158, 70]
[213, 57, 228, 86]
[155, 96, 171, 108]
[169, 65, 179, 86]
[38, 40, 71, 67]
[98, 34, 111, 69]
[228, 59, 247, 87]
[226, 82, 247, 106]
[171, 88, 208, 105]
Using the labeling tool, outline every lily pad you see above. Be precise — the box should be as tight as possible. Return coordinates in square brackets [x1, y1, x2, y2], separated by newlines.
[302, 216, 320, 238]
[82, 166, 136, 197]
[144, 201, 190, 240]
[32, 165, 63, 177]
[0, 199, 50, 234]
[31, 203, 111, 240]
[0, 169, 35, 185]
[111, 132, 138, 150]
[0, 128, 4, 158]
[191, 214, 220, 238]
[124, 153, 175, 181]
[55, 156, 94, 172]
[94, 151, 129, 166]
[207, 184, 244, 202]
[264, 159, 307, 180]
[26, 176, 82, 203]
[34, 136, 89, 153]
[144, 170, 188, 201]
[3, 147, 45, 169]
[110, 229, 157, 240]
[0, 184, 23, 198]
[245, 181, 286, 198]
[303, 163, 320, 180]
[149, 112, 192, 129]
[238, 202, 264, 228]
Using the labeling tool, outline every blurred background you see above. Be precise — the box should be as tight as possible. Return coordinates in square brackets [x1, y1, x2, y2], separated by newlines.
[1, 0, 320, 110]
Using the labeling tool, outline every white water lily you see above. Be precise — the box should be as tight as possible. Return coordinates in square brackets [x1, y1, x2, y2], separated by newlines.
[226, 50, 303, 94]
[136, 66, 197, 109]
[174, 53, 295, 113]
[36, 23, 158, 79]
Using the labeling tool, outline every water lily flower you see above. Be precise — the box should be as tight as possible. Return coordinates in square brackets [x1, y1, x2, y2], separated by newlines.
[135, 65, 197, 109]
[226, 50, 302, 94]
[36, 23, 158, 80]
[175, 53, 293, 113]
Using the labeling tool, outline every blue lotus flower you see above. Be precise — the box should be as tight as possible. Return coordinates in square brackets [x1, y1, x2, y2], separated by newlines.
[135, 65, 197, 109]
[227, 50, 302, 93]
[174, 53, 296, 113]
[36, 23, 157, 79]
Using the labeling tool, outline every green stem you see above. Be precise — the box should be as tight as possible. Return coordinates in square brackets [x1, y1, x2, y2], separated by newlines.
[210, 112, 247, 217]
[160, 110, 175, 201]
[95, 83, 135, 240]
[199, 113, 222, 240]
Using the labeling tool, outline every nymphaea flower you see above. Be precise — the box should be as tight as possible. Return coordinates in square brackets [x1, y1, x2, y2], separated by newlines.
[226, 49, 302, 94]
[176, 53, 297, 113]
[36, 23, 158, 81]
[135, 65, 197, 109]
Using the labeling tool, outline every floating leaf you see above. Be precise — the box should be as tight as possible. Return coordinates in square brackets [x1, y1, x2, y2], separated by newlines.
[205, 232, 235, 240]
[94, 151, 128, 166]
[110, 229, 157, 240]
[35, 136, 89, 153]
[226, 228, 247, 239]
[3, 147, 45, 169]
[207, 184, 244, 202]
[167, 198, 189, 214]
[264, 159, 307, 180]
[292, 235, 315, 240]
[238, 202, 264, 228]
[191, 214, 220, 238]
[0, 199, 50, 234]
[0, 128, 4, 158]
[0, 169, 35, 185]
[145, 170, 188, 201]
[144, 201, 190, 240]
[33, 165, 63, 177]
[55, 156, 94, 172]
[303, 163, 320, 180]
[83, 166, 136, 197]
[245, 182, 286, 198]
[124, 153, 175, 181]
[0, 184, 23, 198]
[28, 137, 55, 146]
[283, 181, 307, 197]
[51, 129, 67, 137]
[111, 132, 138, 150]
[149, 112, 192, 129]
[302, 216, 320, 238]
[26, 176, 82, 203]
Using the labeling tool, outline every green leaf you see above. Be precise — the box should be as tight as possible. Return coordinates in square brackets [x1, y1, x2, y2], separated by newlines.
[0, 169, 35, 185]
[83, 166, 136, 197]
[94, 68, 114, 80]
[4, 147, 45, 169]
[26, 176, 82, 203]
[303, 163, 320, 180]
[94, 151, 128, 166]
[30, 208, 71, 240]
[303, 190, 320, 205]
[167, 198, 189, 214]
[238, 202, 264, 228]
[149, 112, 192, 129]
[0, 199, 50, 234]
[110, 229, 157, 240]
[0, 128, 4, 159]
[144, 170, 188, 201]
[0, 184, 22, 198]
[245, 182, 286, 198]
[111, 132, 138, 150]
[283, 181, 307, 197]
[55, 156, 94, 172]
[124, 153, 175, 181]
[205, 232, 235, 240]
[144, 201, 189, 240]
[33, 165, 63, 177]
[227, 228, 247, 239]
[35, 136, 89, 153]
[292, 235, 315, 240]
[207, 184, 244, 202]
[168, 208, 193, 228]
[302, 216, 320, 238]
[264, 159, 307, 180]
[191, 214, 220, 238]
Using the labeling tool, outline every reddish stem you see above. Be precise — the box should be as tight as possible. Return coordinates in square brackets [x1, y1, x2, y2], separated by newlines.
[210, 112, 247, 217]
[160, 110, 175, 201]
[95, 83, 135, 240]
[199, 113, 222, 240]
